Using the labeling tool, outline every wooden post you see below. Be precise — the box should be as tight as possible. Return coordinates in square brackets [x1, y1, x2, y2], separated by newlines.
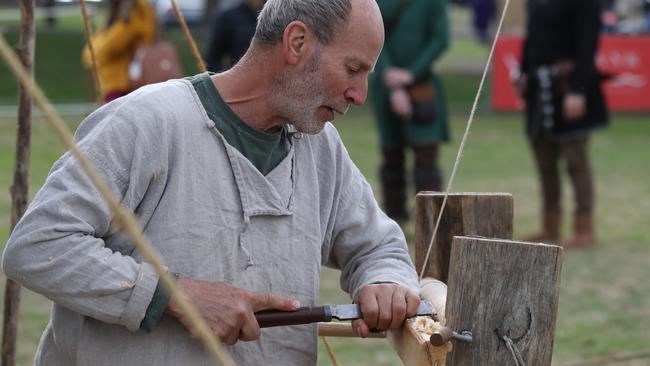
[445, 237, 562, 365]
[2, 0, 35, 365]
[415, 192, 513, 283]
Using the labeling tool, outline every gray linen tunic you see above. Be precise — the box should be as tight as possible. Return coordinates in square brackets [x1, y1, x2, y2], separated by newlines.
[3, 79, 419, 365]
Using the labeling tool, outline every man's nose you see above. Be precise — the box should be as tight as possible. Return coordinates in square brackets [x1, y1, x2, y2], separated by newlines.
[345, 79, 368, 106]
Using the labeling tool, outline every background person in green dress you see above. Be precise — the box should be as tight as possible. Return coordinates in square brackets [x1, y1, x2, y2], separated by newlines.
[371, 0, 451, 224]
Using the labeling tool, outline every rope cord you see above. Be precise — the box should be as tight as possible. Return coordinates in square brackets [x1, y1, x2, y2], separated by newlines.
[0, 33, 235, 366]
[418, 0, 512, 280]
[321, 336, 342, 366]
[78, 0, 102, 101]
[170, 0, 206, 73]
[502, 335, 526, 366]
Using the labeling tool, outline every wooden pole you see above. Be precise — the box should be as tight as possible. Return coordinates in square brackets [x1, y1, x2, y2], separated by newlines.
[445, 237, 562, 365]
[415, 192, 513, 283]
[387, 321, 450, 366]
[170, 0, 206, 73]
[1, 0, 35, 364]
[318, 322, 386, 338]
[79, 0, 102, 101]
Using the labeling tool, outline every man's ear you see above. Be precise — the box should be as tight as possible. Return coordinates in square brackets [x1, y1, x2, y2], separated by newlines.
[282, 21, 314, 65]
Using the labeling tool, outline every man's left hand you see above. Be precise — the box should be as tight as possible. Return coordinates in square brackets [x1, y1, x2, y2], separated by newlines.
[352, 283, 420, 338]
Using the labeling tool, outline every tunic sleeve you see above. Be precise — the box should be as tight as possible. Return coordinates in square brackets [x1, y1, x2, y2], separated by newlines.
[322, 132, 419, 299]
[2, 102, 164, 332]
[570, 0, 601, 94]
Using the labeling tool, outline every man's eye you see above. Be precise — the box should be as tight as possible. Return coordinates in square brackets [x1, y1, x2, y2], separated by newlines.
[347, 66, 359, 74]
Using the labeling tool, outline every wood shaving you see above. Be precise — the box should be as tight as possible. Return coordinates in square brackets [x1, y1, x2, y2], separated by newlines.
[408, 316, 444, 337]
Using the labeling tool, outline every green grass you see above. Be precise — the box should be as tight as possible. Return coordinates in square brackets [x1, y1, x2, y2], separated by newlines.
[0, 110, 648, 365]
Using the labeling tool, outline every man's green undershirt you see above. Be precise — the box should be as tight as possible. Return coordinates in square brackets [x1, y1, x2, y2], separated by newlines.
[140, 73, 291, 331]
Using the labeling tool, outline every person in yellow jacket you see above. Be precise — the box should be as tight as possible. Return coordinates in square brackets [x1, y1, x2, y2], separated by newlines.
[83, 0, 156, 102]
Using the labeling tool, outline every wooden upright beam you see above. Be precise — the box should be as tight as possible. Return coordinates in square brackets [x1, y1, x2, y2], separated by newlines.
[446, 237, 562, 365]
[415, 192, 513, 283]
[2, 0, 35, 365]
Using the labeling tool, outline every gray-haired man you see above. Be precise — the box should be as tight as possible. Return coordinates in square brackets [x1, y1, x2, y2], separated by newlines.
[3, 0, 421, 364]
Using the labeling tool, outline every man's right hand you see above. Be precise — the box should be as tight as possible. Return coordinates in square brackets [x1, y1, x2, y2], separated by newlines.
[165, 277, 300, 345]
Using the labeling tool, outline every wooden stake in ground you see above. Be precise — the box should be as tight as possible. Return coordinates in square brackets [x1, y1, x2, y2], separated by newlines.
[446, 237, 562, 365]
[415, 192, 513, 283]
[1, 1, 35, 365]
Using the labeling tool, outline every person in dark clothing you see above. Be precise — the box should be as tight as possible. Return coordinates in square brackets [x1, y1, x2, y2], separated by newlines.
[204, 0, 265, 72]
[371, 0, 451, 226]
[516, 0, 609, 248]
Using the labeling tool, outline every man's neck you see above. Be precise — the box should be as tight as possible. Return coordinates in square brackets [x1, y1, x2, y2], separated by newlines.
[211, 52, 287, 132]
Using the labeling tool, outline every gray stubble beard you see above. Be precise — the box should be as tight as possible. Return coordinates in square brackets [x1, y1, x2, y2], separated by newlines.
[270, 48, 326, 135]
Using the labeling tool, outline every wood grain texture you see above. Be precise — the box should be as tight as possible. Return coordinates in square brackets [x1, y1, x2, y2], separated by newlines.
[415, 193, 513, 283]
[446, 237, 563, 365]
[387, 322, 451, 366]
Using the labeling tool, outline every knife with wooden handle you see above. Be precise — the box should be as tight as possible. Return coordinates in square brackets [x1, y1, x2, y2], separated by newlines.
[255, 300, 435, 328]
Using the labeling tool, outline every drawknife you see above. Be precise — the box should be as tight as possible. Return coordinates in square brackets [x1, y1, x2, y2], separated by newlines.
[255, 300, 435, 328]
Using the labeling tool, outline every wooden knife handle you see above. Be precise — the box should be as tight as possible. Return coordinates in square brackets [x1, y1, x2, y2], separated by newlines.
[255, 306, 332, 328]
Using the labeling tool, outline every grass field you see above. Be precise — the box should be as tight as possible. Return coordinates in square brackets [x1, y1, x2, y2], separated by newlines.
[0, 106, 648, 365]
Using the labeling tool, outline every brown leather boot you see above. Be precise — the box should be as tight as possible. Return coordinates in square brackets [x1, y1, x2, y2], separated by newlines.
[562, 212, 595, 248]
[523, 210, 561, 243]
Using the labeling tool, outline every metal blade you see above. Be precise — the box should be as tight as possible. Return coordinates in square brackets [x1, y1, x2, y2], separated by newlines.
[331, 300, 435, 321]
[330, 304, 362, 320]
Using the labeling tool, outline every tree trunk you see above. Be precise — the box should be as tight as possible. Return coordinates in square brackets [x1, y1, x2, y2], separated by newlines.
[1, 0, 35, 364]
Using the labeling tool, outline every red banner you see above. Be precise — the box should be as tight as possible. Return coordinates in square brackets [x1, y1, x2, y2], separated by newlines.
[491, 35, 650, 112]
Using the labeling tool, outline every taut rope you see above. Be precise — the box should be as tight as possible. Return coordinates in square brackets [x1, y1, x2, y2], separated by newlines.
[321, 336, 342, 366]
[418, 0, 512, 280]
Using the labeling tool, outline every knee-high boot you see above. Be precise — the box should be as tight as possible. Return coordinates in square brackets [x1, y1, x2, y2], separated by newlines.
[523, 209, 562, 243]
[413, 144, 443, 193]
[414, 168, 443, 193]
[380, 148, 408, 221]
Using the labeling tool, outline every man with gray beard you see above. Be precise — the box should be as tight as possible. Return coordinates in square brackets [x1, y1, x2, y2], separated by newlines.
[3, 0, 422, 364]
